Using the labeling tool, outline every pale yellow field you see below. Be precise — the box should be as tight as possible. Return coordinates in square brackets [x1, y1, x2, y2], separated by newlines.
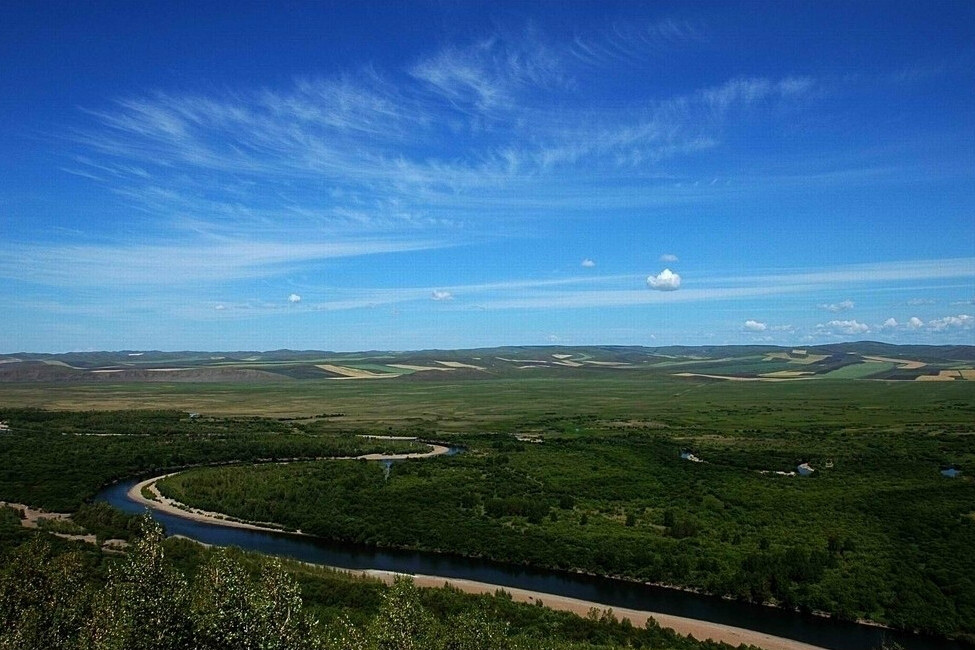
[763, 353, 827, 365]
[435, 360, 485, 370]
[863, 355, 926, 370]
[387, 364, 452, 372]
[674, 372, 810, 382]
[915, 370, 959, 382]
[759, 370, 815, 378]
[315, 364, 398, 379]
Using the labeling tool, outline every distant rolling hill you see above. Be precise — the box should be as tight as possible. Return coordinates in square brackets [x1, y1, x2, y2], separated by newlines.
[0, 343, 972, 383]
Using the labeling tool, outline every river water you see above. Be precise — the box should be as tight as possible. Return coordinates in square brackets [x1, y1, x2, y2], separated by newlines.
[96, 478, 969, 650]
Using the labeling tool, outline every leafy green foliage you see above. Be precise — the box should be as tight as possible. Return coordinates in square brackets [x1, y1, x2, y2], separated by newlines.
[0, 539, 93, 650]
[0, 521, 739, 650]
[0, 408, 423, 510]
[87, 517, 194, 650]
[192, 553, 320, 650]
[162, 428, 975, 636]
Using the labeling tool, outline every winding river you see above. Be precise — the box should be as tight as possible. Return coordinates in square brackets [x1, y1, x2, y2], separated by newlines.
[95, 444, 969, 650]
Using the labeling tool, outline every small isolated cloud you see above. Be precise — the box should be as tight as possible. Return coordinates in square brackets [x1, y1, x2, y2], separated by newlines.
[819, 300, 854, 313]
[820, 319, 870, 335]
[431, 289, 454, 301]
[881, 317, 898, 329]
[288, 293, 302, 303]
[215, 304, 226, 311]
[771, 324, 795, 332]
[581, 258, 596, 268]
[927, 314, 973, 331]
[660, 253, 679, 263]
[647, 268, 681, 291]
[908, 316, 924, 330]
[744, 319, 768, 332]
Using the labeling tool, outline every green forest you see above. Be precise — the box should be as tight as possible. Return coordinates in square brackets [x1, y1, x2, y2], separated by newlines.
[0, 512, 748, 650]
[1, 370, 974, 646]
[158, 425, 975, 637]
[0, 408, 422, 511]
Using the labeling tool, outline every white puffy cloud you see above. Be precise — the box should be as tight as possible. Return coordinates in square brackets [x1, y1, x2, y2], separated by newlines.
[819, 300, 854, 313]
[744, 320, 768, 332]
[288, 293, 302, 303]
[581, 258, 596, 268]
[215, 304, 226, 311]
[908, 316, 924, 330]
[659, 253, 679, 263]
[927, 314, 973, 331]
[647, 268, 681, 291]
[881, 317, 898, 329]
[820, 319, 870, 335]
[431, 289, 454, 301]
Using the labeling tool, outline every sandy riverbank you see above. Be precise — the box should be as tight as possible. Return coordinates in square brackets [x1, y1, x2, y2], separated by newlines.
[125, 443, 829, 650]
[126, 443, 451, 533]
[354, 570, 825, 650]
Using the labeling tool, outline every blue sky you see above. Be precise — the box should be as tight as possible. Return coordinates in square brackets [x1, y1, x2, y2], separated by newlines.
[1, 1, 973, 352]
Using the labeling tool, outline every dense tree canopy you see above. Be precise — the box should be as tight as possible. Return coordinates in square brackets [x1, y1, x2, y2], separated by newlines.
[0, 516, 741, 650]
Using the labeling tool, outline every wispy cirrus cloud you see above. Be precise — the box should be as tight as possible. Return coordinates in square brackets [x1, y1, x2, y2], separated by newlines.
[61, 21, 818, 256]
[410, 29, 566, 113]
[0, 238, 441, 287]
[714, 258, 975, 287]
[569, 18, 705, 67]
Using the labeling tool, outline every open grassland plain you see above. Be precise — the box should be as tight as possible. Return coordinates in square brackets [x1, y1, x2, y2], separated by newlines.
[0, 344, 973, 645]
[0, 369, 973, 429]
